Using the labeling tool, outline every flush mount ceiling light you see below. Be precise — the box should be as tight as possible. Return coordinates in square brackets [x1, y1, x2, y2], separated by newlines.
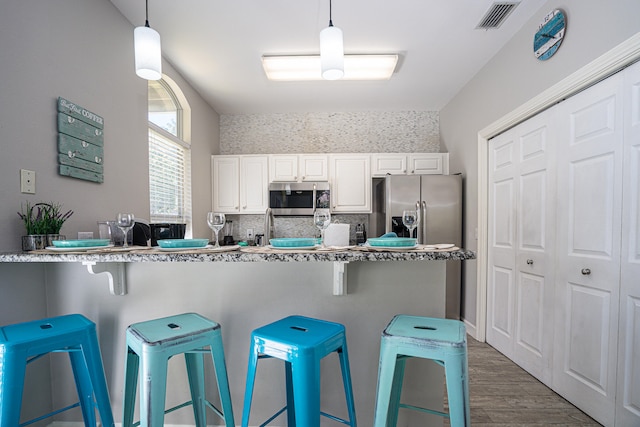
[134, 0, 162, 80]
[262, 54, 398, 81]
[320, 0, 344, 80]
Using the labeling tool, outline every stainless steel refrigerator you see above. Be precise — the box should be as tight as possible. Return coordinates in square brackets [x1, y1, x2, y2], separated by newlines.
[369, 174, 463, 319]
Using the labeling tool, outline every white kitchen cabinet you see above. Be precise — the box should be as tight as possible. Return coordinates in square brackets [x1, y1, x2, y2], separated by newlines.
[269, 154, 328, 182]
[212, 155, 268, 214]
[371, 153, 449, 176]
[212, 156, 240, 213]
[329, 154, 371, 213]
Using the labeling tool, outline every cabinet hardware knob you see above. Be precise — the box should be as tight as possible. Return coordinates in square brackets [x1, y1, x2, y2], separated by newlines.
[581, 268, 591, 275]
[526, 259, 534, 265]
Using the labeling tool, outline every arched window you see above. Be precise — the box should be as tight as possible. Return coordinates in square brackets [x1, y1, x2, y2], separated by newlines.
[148, 78, 192, 234]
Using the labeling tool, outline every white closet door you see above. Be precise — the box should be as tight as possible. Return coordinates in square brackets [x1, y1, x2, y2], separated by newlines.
[487, 110, 555, 384]
[617, 60, 640, 426]
[553, 71, 624, 427]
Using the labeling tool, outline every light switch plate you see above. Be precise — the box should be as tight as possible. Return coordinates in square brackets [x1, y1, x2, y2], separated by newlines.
[20, 169, 36, 194]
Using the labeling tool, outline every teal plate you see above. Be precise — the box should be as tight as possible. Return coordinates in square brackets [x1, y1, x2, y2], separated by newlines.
[367, 237, 417, 248]
[157, 239, 209, 249]
[52, 239, 111, 248]
[269, 238, 318, 248]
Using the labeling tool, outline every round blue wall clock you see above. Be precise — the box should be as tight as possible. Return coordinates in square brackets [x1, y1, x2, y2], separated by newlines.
[534, 9, 566, 61]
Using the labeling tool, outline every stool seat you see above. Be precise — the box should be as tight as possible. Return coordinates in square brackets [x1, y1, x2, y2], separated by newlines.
[0, 314, 115, 427]
[373, 315, 470, 427]
[122, 312, 235, 427]
[241, 315, 357, 427]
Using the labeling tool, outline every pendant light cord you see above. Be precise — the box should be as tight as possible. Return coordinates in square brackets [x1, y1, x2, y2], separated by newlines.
[145, 0, 150, 28]
[328, 0, 334, 27]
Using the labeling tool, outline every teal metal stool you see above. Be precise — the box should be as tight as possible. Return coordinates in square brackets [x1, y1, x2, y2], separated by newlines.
[0, 313, 115, 427]
[122, 312, 235, 427]
[241, 315, 357, 427]
[373, 315, 470, 427]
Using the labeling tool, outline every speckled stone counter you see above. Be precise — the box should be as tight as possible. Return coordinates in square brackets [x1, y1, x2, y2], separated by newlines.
[0, 247, 475, 263]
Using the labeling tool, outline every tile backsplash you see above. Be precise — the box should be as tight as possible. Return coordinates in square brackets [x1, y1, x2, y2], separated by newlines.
[220, 111, 439, 154]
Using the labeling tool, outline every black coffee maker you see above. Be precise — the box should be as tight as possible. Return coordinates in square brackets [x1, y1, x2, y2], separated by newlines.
[149, 223, 186, 246]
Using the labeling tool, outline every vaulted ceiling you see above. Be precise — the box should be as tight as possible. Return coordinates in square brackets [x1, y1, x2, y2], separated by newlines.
[109, 0, 545, 114]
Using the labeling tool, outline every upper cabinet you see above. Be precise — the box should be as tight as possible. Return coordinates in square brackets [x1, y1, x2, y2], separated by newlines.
[371, 153, 449, 176]
[329, 154, 371, 213]
[212, 155, 268, 214]
[269, 154, 328, 182]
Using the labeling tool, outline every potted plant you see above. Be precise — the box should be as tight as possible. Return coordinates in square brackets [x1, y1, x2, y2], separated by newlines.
[18, 201, 73, 251]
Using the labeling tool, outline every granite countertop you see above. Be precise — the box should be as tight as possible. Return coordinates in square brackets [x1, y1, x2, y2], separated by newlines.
[0, 245, 476, 263]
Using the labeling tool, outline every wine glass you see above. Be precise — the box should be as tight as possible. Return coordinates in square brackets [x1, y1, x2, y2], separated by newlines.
[314, 210, 331, 247]
[207, 212, 226, 248]
[402, 209, 419, 239]
[116, 213, 135, 248]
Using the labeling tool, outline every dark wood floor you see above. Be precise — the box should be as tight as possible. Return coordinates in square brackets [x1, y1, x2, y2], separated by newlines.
[444, 336, 602, 426]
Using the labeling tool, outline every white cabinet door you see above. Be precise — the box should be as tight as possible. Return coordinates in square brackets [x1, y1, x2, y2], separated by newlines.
[487, 110, 555, 385]
[371, 154, 407, 176]
[299, 155, 328, 181]
[212, 156, 240, 213]
[617, 60, 640, 427]
[553, 72, 624, 427]
[330, 154, 371, 213]
[409, 153, 449, 175]
[269, 155, 299, 182]
[240, 156, 269, 213]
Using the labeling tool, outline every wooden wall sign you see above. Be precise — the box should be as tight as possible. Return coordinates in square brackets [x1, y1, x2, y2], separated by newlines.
[57, 97, 104, 183]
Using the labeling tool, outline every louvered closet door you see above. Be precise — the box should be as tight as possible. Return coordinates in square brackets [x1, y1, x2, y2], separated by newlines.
[617, 60, 640, 426]
[553, 71, 624, 427]
[487, 110, 555, 384]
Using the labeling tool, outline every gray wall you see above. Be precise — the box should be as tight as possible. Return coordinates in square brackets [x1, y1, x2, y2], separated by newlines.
[439, 0, 640, 328]
[0, 0, 219, 254]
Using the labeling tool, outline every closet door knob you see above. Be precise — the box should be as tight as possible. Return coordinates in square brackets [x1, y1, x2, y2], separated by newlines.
[581, 268, 591, 275]
[526, 259, 534, 265]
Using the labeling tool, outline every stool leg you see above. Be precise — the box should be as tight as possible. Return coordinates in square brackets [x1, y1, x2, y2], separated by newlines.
[285, 361, 296, 426]
[122, 348, 139, 427]
[139, 354, 169, 427]
[69, 348, 97, 426]
[0, 350, 27, 426]
[185, 352, 207, 427]
[209, 339, 236, 427]
[290, 356, 321, 427]
[80, 332, 116, 427]
[443, 353, 470, 427]
[241, 344, 259, 427]
[386, 356, 406, 427]
[337, 345, 357, 427]
[373, 344, 401, 427]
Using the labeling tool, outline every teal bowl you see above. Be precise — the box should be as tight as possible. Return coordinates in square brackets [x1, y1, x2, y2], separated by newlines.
[367, 237, 417, 247]
[269, 238, 318, 248]
[52, 239, 111, 248]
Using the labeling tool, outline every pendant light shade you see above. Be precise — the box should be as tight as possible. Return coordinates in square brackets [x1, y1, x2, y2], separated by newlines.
[320, 25, 344, 80]
[320, 0, 344, 80]
[134, 0, 162, 80]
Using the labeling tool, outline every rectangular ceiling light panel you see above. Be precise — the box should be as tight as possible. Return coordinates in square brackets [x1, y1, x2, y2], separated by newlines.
[262, 54, 398, 81]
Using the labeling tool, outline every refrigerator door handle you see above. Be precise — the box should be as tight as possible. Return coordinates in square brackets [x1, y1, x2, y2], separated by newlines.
[415, 201, 421, 241]
[421, 200, 427, 244]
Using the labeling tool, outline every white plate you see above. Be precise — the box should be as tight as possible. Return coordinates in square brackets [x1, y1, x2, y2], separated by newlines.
[433, 243, 455, 249]
[45, 245, 115, 252]
[268, 245, 318, 250]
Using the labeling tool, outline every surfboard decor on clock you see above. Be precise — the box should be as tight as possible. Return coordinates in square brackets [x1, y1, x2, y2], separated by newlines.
[57, 97, 104, 183]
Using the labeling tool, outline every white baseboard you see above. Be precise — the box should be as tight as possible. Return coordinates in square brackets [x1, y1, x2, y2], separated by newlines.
[463, 317, 479, 341]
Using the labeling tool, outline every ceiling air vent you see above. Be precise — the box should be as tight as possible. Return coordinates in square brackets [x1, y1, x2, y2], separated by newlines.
[476, 2, 519, 29]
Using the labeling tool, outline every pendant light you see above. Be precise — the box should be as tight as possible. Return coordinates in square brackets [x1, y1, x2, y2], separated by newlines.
[320, 0, 344, 80]
[134, 0, 162, 80]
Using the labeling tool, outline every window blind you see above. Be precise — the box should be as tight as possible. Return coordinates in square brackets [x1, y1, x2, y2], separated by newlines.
[148, 123, 191, 225]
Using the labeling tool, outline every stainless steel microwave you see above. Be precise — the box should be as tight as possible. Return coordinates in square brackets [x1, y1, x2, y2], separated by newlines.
[268, 182, 330, 215]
